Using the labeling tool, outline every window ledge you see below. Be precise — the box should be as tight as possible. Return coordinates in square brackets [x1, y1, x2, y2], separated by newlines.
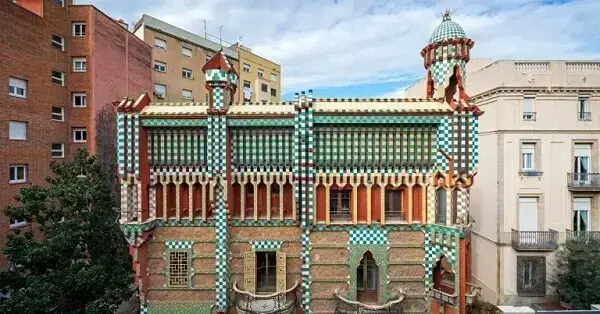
[8, 95, 27, 99]
[8, 139, 27, 141]
[519, 170, 543, 177]
[9, 181, 29, 185]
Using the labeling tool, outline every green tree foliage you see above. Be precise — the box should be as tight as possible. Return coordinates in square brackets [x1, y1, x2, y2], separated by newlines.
[0, 149, 133, 313]
[551, 237, 600, 309]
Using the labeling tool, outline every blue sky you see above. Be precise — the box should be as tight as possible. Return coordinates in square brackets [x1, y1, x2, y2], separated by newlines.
[80, 0, 599, 100]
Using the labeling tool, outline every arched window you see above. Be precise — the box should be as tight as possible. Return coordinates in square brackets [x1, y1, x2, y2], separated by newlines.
[433, 256, 455, 294]
[357, 251, 378, 303]
[436, 188, 447, 224]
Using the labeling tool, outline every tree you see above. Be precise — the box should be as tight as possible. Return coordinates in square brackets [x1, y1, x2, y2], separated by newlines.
[551, 237, 600, 309]
[0, 149, 133, 313]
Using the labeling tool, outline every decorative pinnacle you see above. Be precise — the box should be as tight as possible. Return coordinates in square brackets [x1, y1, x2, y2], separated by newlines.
[442, 9, 451, 21]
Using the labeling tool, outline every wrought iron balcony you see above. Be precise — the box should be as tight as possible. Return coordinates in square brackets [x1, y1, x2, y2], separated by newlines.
[566, 229, 600, 242]
[331, 208, 352, 222]
[567, 173, 600, 191]
[465, 283, 481, 305]
[232, 280, 300, 314]
[522, 112, 536, 121]
[429, 288, 457, 305]
[334, 288, 405, 314]
[578, 111, 592, 121]
[511, 229, 558, 251]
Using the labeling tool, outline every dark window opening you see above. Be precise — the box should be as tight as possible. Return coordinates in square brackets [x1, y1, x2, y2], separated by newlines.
[256, 252, 277, 293]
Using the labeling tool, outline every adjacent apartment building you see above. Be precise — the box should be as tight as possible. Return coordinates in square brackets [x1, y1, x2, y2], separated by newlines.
[407, 59, 600, 304]
[133, 15, 281, 103]
[118, 12, 482, 314]
[0, 0, 152, 267]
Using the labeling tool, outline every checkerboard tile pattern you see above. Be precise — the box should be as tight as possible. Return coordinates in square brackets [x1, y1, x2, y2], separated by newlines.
[252, 240, 283, 252]
[314, 115, 443, 124]
[436, 116, 451, 172]
[349, 226, 389, 245]
[423, 227, 459, 291]
[165, 241, 193, 249]
[428, 14, 466, 44]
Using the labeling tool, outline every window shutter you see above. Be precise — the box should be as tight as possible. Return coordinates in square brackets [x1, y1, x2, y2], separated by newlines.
[244, 251, 255, 293]
[276, 251, 286, 292]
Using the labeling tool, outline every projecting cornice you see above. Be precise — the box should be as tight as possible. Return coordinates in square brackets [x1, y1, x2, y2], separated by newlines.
[470, 86, 600, 102]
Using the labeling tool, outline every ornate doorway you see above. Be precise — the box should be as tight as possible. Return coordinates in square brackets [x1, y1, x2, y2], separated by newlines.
[357, 251, 378, 303]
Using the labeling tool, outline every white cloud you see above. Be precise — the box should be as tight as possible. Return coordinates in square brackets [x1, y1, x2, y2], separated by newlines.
[84, 0, 600, 95]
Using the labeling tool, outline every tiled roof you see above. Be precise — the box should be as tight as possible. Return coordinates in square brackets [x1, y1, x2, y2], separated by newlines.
[428, 13, 466, 44]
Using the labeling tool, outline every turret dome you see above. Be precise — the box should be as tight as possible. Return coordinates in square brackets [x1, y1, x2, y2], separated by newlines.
[428, 11, 466, 44]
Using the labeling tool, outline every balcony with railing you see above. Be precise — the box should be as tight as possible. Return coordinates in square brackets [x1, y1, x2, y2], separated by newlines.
[330, 208, 352, 223]
[522, 112, 537, 121]
[334, 288, 405, 314]
[232, 280, 300, 314]
[511, 229, 559, 251]
[578, 111, 592, 121]
[566, 229, 600, 242]
[568, 173, 600, 191]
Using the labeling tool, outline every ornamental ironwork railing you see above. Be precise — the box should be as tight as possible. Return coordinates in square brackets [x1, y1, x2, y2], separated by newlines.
[429, 289, 457, 305]
[522, 112, 536, 121]
[465, 283, 481, 305]
[566, 229, 600, 242]
[511, 229, 558, 251]
[578, 111, 592, 121]
[567, 173, 600, 189]
[232, 280, 300, 314]
[334, 288, 405, 314]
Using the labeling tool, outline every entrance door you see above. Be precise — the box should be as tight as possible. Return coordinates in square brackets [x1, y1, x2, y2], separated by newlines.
[519, 197, 538, 244]
[356, 252, 378, 304]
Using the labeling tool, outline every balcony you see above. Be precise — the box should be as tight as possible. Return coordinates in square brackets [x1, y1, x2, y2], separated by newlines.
[232, 280, 300, 314]
[522, 112, 537, 121]
[566, 229, 600, 242]
[567, 173, 600, 192]
[334, 288, 405, 314]
[330, 208, 352, 223]
[578, 111, 592, 121]
[511, 229, 558, 251]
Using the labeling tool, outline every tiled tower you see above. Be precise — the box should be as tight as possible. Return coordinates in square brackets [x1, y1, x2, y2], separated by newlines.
[117, 12, 483, 314]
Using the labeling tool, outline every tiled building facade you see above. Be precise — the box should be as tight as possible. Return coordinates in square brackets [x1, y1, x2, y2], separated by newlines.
[1, 0, 151, 267]
[118, 12, 482, 314]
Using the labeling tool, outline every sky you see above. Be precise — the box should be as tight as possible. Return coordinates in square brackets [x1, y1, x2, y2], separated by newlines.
[79, 0, 600, 100]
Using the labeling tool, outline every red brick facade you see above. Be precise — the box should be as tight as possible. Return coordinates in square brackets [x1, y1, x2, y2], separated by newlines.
[0, 0, 152, 267]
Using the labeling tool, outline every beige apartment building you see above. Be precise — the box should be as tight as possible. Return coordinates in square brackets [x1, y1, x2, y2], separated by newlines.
[407, 59, 600, 305]
[232, 43, 281, 102]
[133, 15, 281, 103]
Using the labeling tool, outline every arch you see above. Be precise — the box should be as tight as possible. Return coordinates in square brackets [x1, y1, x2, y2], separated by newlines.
[356, 183, 368, 222]
[356, 251, 378, 303]
[412, 184, 423, 222]
[282, 182, 293, 219]
[444, 65, 460, 106]
[315, 183, 326, 223]
[432, 255, 456, 295]
[347, 245, 389, 304]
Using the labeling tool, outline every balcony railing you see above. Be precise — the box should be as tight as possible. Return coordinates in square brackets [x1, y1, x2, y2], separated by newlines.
[385, 210, 404, 221]
[331, 208, 352, 222]
[465, 283, 481, 305]
[523, 112, 537, 121]
[567, 173, 600, 191]
[334, 288, 405, 314]
[232, 280, 300, 314]
[511, 229, 559, 251]
[429, 289, 457, 305]
[578, 112, 592, 121]
[566, 229, 600, 242]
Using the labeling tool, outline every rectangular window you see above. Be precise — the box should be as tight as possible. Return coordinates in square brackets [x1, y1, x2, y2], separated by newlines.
[182, 89, 192, 100]
[385, 189, 403, 220]
[271, 73, 277, 81]
[435, 188, 447, 224]
[52, 70, 64, 86]
[182, 46, 192, 58]
[153, 61, 166, 72]
[243, 63, 251, 73]
[154, 84, 166, 98]
[330, 189, 351, 221]
[574, 143, 591, 182]
[521, 143, 536, 170]
[261, 83, 268, 93]
[52, 106, 64, 121]
[72, 23, 86, 36]
[52, 33, 64, 51]
[72, 57, 87, 72]
[256, 252, 277, 293]
[72, 128, 87, 143]
[51, 0, 64, 6]
[9, 121, 27, 140]
[573, 198, 591, 232]
[8, 77, 27, 98]
[9, 165, 27, 184]
[168, 251, 189, 287]
[72, 92, 87, 108]
[517, 256, 546, 296]
[51, 143, 65, 158]
[182, 68, 192, 79]
[518, 197, 538, 232]
[258, 69, 264, 77]
[270, 88, 277, 97]
[578, 97, 591, 121]
[523, 96, 535, 121]
[243, 81, 251, 89]
[154, 37, 166, 50]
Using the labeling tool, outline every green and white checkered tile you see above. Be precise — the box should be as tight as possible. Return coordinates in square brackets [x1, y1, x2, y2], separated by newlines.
[428, 15, 466, 44]
[252, 240, 283, 252]
[165, 240, 193, 249]
[349, 226, 389, 245]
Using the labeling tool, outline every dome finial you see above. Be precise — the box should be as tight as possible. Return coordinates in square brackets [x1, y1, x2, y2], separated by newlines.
[442, 9, 452, 21]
